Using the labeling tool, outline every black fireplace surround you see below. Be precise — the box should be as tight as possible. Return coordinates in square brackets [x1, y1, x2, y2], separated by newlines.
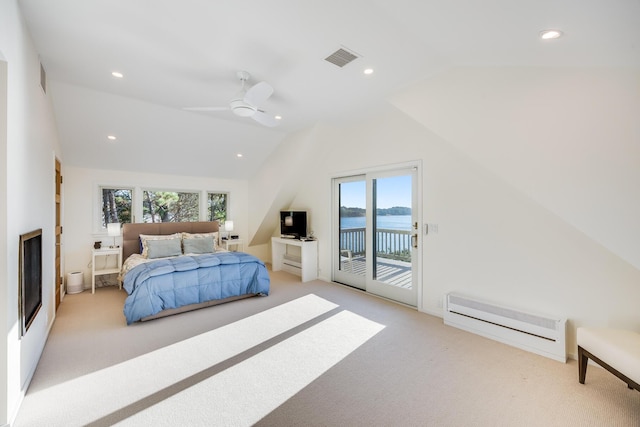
[19, 229, 42, 337]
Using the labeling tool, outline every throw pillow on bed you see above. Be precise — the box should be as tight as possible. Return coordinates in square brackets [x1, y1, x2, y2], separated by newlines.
[182, 236, 216, 254]
[146, 237, 183, 259]
[139, 233, 182, 258]
[181, 232, 218, 252]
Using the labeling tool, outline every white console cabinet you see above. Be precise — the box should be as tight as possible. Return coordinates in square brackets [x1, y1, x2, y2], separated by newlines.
[271, 237, 318, 282]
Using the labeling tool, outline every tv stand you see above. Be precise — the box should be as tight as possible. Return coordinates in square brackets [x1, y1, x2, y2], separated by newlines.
[271, 237, 318, 282]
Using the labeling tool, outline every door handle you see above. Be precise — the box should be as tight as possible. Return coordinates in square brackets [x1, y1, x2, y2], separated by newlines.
[411, 233, 418, 248]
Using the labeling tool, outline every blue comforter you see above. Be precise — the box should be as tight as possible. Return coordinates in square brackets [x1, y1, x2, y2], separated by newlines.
[123, 252, 270, 324]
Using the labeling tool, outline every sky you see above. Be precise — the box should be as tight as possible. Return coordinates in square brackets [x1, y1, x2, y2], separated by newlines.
[340, 175, 411, 209]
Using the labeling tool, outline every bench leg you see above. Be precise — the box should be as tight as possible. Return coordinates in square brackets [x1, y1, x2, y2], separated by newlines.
[578, 345, 640, 392]
[578, 346, 588, 384]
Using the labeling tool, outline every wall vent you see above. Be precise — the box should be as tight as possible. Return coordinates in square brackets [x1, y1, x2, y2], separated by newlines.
[443, 292, 567, 362]
[40, 62, 46, 94]
[324, 47, 359, 68]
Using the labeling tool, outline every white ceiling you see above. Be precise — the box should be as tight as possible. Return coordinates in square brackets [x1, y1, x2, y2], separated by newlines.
[18, 0, 640, 179]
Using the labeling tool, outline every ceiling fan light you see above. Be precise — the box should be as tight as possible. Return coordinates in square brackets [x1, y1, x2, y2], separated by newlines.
[540, 29, 563, 40]
[230, 99, 256, 117]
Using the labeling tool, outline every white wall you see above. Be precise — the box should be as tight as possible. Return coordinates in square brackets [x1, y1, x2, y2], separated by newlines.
[248, 69, 640, 358]
[0, 1, 62, 423]
[391, 66, 640, 270]
[63, 167, 250, 289]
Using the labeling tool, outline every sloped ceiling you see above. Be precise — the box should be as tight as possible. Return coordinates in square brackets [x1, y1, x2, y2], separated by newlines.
[18, 0, 640, 179]
[390, 67, 640, 269]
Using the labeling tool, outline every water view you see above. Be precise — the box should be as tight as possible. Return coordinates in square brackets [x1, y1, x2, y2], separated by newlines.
[341, 215, 412, 230]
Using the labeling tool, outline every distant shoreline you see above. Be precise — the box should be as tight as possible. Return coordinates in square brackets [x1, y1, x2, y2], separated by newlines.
[340, 206, 411, 217]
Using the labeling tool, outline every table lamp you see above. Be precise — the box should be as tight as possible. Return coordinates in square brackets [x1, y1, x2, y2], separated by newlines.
[225, 220, 234, 240]
[107, 222, 121, 248]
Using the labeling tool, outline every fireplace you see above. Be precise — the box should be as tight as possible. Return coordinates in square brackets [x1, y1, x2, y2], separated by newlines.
[19, 229, 42, 337]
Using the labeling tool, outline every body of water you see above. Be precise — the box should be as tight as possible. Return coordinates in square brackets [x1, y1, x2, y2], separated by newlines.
[341, 214, 412, 230]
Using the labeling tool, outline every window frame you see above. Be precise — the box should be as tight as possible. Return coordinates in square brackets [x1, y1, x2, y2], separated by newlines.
[95, 184, 135, 233]
[140, 187, 201, 223]
[94, 184, 230, 234]
[206, 191, 229, 223]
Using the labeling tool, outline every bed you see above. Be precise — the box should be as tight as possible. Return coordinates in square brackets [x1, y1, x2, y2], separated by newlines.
[120, 221, 270, 324]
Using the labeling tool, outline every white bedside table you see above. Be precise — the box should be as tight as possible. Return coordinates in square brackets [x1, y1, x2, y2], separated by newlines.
[222, 239, 244, 252]
[91, 247, 123, 294]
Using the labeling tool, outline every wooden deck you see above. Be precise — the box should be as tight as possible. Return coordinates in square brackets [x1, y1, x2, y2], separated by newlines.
[341, 256, 412, 289]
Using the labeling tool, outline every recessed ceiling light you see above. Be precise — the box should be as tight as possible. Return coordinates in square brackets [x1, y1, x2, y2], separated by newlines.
[275, 115, 282, 120]
[111, 71, 124, 78]
[236, 153, 243, 158]
[364, 68, 374, 75]
[107, 135, 116, 141]
[540, 29, 563, 40]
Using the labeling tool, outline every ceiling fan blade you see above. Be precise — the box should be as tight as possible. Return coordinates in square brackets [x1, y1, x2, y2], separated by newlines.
[183, 106, 229, 112]
[244, 81, 274, 106]
[251, 110, 279, 127]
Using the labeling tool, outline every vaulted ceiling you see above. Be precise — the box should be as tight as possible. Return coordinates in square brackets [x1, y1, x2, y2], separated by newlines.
[19, 0, 640, 179]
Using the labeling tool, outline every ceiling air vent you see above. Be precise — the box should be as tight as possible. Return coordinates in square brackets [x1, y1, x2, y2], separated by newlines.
[40, 61, 46, 94]
[324, 47, 359, 68]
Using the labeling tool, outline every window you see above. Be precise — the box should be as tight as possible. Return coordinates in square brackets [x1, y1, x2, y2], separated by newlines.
[98, 186, 229, 228]
[101, 188, 132, 228]
[142, 190, 199, 223]
[207, 192, 228, 222]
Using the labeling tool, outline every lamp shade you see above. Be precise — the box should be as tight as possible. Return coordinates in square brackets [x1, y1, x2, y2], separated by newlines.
[225, 220, 234, 232]
[107, 223, 121, 237]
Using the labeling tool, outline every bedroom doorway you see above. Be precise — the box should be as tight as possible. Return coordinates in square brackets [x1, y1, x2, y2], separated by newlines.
[55, 158, 61, 308]
[332, 164, 420, 307]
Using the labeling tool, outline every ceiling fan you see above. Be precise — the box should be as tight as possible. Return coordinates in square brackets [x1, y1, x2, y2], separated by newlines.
[184, 71, 279, 127]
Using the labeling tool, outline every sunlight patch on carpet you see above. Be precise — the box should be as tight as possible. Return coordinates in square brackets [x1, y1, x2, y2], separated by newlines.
[22, 294, 342, 426]
[123, 310, 385, 426]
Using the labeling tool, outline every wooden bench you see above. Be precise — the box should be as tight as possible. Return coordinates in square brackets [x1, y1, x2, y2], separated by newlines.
[577, 327, 640, 391]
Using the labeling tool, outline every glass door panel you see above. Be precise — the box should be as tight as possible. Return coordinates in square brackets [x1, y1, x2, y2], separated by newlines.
[367, 169, 417, 306]
[333, 166, 419, 307]
[333, 176, 366, 289]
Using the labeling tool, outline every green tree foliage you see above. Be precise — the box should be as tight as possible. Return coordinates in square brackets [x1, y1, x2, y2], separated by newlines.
[340, 206, 366, 217]
[143, 191, 199, 223]
[208, 193, 227, 222]
[102, 189, 132, 227]
[340, 206, 411, 217]
[377, 206, 411, 216]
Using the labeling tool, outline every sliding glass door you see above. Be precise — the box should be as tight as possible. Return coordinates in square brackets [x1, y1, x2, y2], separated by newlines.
[333, 166, 419, 306]
[334, 176, 367, 289]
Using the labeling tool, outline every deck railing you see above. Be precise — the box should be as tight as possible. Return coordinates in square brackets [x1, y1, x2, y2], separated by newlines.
[340, 227, 412, 262]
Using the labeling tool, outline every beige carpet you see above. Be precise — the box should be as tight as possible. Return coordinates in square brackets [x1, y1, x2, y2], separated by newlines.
[13, 271, 640, 426]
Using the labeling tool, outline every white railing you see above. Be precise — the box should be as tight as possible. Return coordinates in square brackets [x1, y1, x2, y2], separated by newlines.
[340, 227, 411, 261]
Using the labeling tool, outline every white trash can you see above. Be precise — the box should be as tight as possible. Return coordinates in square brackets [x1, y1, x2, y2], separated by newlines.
[66, 271, 84, 294]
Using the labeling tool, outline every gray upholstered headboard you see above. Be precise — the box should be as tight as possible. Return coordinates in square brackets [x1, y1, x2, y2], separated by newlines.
[122, 221, 220, 260]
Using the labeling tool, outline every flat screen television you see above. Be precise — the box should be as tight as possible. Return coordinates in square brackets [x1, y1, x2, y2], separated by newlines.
[280, 211, 307, 239]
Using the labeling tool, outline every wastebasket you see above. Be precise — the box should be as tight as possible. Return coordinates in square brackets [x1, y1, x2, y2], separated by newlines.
[66, 271, 84, 294]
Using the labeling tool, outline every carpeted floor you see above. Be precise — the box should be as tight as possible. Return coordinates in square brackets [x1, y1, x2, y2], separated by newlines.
[13, 270, 640, 426]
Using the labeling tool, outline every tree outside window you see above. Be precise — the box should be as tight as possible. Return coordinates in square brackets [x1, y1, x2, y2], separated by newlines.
[142, 190, 200, 223]
[101, 188, 132, 228]
[207, 193, 227, 223]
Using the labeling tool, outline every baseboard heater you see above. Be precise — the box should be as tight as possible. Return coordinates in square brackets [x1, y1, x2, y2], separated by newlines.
[443, 292, 567, 362]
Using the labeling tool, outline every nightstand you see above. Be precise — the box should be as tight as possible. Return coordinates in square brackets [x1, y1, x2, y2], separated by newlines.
[222, 239, 244, 252]
[91, 247, 123, 294]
